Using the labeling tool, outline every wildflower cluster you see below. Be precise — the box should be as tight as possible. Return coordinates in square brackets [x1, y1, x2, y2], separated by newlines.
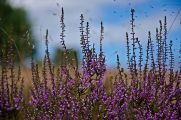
[0, 38, 24, 119]
[0, 8, 180, 119]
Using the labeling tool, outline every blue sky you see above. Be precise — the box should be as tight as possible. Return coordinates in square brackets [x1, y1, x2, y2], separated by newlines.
[10, 0, 181, 68]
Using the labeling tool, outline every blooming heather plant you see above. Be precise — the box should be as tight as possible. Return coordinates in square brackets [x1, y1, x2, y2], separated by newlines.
[0, 8, 180, 120]
[24, 8, 180, 120]
[0, 38, 24, 119]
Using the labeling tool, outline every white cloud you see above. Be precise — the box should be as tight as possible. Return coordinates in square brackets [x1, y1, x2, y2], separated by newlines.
[9, 0, 180, 51]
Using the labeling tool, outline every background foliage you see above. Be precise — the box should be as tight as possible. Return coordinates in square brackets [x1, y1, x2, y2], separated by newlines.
[0, 0, 36, 61]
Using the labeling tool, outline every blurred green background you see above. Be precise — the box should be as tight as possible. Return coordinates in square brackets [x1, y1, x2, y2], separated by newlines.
[0, 0, 36, 61]
[0, 0, 79, 66]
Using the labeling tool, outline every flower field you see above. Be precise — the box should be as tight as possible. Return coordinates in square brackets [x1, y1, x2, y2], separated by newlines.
[0, 8, 181, 120]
